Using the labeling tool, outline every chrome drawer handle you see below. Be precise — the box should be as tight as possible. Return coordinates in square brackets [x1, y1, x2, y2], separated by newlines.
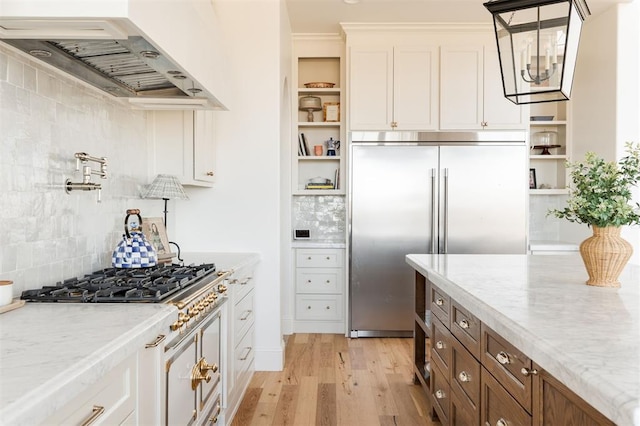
[240, 310, 252, 321]
[80, 405, 105, 426]
[496, 419, 508, 426]
[435, 389, 446, 399]
[521, 367, 538, 376]
[458, 319, 469, 329]
[435, 340, 445, 350]
[496, 351, 511, 365]
[435, 298, 444, 306]
[458, 371, 470, 382]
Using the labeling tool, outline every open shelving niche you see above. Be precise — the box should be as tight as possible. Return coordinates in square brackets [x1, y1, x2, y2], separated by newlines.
[294, 55, 345, 195]
[528, 101, 570, 195]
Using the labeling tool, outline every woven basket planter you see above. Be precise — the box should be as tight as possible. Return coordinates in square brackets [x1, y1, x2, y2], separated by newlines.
[579, 226, 633, 287]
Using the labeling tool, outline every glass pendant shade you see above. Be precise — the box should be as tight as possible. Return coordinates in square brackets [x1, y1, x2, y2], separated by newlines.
[484, 0, 590, 104]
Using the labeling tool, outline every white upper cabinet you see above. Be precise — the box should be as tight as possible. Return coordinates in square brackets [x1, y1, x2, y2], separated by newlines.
[440, 43, 525, 130]
[148, 110, 216, 187]
[349, 44, 438, 131]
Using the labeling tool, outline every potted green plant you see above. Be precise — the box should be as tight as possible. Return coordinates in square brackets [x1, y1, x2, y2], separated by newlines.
[549, 141, 640, 287]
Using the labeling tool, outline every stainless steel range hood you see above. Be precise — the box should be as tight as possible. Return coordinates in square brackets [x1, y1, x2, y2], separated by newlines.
[2, 35, 223, 109]
[0, 2, 229, 110]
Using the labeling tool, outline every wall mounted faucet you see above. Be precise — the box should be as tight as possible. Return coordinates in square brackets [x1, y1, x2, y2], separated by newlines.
[65, 152, 108, 202]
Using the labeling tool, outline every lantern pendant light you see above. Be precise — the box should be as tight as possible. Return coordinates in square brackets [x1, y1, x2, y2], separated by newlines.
[483, 0, 590, 104]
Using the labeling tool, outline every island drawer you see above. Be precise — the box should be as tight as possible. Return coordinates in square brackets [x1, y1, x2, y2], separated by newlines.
[431, 363, 450, 424]
[451, 385, 479, 426]
[451, 335, 480, 407]
[481, 367, 532, 426]
[431, 284, 450, 325]
[451, 299, 480, 358]
[431, 315, 453, 376]
[481, 324, 533, 413]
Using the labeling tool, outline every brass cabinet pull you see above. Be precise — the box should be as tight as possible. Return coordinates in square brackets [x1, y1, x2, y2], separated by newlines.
[210, 402, 221, 424]
[240, 310, 252, 321]
[240, 277, 252, 285]
[326, 279, 331, 284]
[80, 405, 105, 426]
[521, 367, 538, 376]
[325, 256, 330, 260]
[458, 319, 470, 329]
[240, 346, 252, 361]
[435, 298, 444, 306]
[145, 334, 166, 348]
[206, 171, 214, 176]
[435, 389, 446, 399]
[496, 351, 511, 365]
[435, 341, 445, 350]
[458, 371, 471, 382]
[325, 306, 330, 310]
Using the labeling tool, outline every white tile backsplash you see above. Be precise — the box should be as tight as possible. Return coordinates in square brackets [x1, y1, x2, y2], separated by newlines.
[292, 195, 345, 242]
[0, 43, 156, 297]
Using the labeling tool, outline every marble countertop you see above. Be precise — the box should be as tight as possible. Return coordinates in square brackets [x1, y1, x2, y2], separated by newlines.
[406, 254, 639, 426]
[0, 252, 259, 426]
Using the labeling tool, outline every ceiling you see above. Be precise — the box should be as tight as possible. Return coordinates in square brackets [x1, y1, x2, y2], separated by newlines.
[285, 0, 630, 33]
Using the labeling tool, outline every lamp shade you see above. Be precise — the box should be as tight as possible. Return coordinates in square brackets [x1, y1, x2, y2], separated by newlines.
[484, 0, 590, 104]
[141, 174, 189, 200]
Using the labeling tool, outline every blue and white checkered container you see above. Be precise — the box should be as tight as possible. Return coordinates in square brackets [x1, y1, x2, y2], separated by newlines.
[112, 209, 158, 268]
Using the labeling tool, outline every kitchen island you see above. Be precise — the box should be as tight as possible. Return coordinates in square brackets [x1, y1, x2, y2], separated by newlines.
[407, 254, 639, 426]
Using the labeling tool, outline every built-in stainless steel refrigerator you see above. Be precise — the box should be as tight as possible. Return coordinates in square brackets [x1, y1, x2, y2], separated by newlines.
[349, 131, 528, 337]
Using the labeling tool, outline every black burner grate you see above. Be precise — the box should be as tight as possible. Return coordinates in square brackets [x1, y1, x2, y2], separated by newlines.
[21, 263, 216, 303]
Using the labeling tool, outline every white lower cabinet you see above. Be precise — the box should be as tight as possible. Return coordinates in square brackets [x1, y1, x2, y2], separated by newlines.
[44, 354, 137, 425]
[223, 263, 256, 424]
[294, 248, 345, 333]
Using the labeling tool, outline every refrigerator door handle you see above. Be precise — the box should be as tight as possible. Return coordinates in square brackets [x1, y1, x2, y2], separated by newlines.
[443, 168, 449, 254]
[431, 168, 437, 254]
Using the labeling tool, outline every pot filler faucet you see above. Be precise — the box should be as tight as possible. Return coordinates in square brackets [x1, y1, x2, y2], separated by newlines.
[65, 152, 108, 202]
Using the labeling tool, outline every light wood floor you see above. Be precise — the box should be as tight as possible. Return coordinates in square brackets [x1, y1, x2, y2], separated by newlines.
[231, 333, 439, 426]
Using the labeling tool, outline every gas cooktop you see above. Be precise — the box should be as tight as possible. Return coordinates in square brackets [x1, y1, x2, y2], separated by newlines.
[21, 263, 217, 303]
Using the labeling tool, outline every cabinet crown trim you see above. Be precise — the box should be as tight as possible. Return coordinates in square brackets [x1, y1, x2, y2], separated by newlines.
[341, 22, 492, 34]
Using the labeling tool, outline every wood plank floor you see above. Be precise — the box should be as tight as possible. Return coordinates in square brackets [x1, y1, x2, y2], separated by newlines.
[231, 333, 440, 426]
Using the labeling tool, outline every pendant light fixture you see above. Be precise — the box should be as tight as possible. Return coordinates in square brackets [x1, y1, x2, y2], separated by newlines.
[484, 0, 590, 104]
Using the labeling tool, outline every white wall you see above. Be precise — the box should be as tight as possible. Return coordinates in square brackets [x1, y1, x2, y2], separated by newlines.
[0, 42, 157, 294]
[174, 0, 290, 370]
[571, 2, 640, 263]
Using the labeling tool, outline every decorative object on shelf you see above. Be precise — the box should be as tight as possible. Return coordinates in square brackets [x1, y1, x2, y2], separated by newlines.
[484, 0, 591, 104]
[530, 115, 554, 121]
[533, 144, 561, 155]
[532, 130, 558, 146]
[314, 145, 323, 156]
[529, 168, 537, 189]
[323, 102, 340, 122]
[326, 138, 340, 156]
[112, 209, 158, 268]
[304, 82, 335, 88]
[548, 142, 640, 287]
[299, 95, 322, 122]
[141, 174, 189, 261]
[306, 176, 333, 189]
[298, 133, 310, 156]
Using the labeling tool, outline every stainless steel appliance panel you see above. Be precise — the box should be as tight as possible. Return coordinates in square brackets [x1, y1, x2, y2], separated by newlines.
[438, 145, 527, 254]
[349, 132, 527, 337]
[350, 144, 438, 335]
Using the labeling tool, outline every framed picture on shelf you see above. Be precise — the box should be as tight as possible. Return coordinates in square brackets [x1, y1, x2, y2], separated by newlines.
[323, 102, 340, 122]
[142, 217, 170, 256]
[529, 168, 537, 189]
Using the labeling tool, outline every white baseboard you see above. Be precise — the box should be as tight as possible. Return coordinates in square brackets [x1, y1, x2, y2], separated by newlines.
[254, 338, 285, 371]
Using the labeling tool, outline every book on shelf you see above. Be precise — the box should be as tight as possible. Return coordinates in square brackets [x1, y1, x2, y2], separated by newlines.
[334, 168, 340, 189]
[298, 133, 310, 156]
[306, 184, 335, 189]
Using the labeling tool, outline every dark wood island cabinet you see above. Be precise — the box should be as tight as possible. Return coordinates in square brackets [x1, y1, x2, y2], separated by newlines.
[413, 272, 615, 426]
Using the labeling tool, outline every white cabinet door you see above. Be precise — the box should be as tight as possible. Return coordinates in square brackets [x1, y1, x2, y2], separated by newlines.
[393, 45, 439, 130]
[349, 46, 393, 130]
[440, 45, 484, 129]
[440, 44, 525, 130]
[193, 111, 216, 184]
[349, 45, 438, 131]
[483, 46, 525, 129]
[149, 110, 216, 187]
